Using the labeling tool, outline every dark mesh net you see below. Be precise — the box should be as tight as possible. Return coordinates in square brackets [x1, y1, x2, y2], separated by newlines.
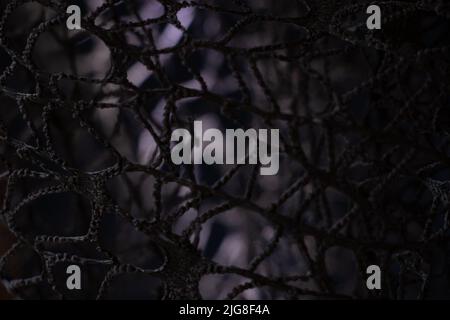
[0, 0, 450, 299]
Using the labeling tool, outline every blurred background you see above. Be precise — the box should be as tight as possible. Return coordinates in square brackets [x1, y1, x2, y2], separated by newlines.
[1, 0, 450, 300]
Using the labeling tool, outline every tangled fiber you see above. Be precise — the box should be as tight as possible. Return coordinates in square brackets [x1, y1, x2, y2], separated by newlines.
[1, 0, 450, 299]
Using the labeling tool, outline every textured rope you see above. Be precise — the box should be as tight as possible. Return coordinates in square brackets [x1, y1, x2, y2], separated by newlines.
[0, 0, 450, 299]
